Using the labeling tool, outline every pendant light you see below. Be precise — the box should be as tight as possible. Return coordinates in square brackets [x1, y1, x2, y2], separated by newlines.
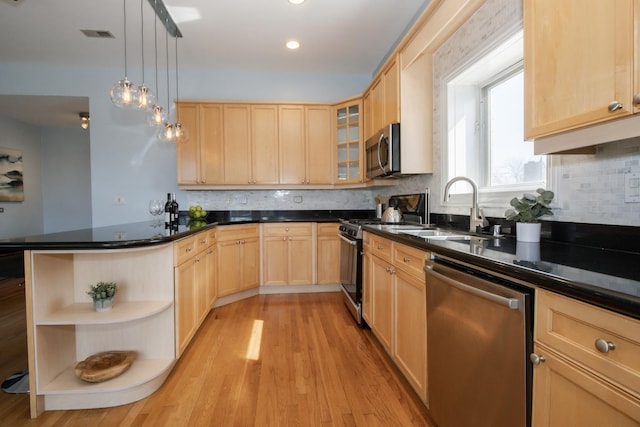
[110, 0, 140, 108]
[146, 0, 166, 126]
[173, 35, 188, 142]
[135, 0, 155, 110]
[158, 23, 175, 142]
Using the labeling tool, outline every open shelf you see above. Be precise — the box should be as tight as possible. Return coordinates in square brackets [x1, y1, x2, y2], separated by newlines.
[36, 301, 173, 325]
[39, 358, 175, 394]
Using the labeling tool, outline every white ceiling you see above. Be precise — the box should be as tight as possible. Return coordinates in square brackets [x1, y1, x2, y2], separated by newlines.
[0, 0, 428, 128]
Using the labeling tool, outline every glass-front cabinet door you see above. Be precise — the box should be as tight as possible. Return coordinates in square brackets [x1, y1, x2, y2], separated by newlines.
[335, 98, 363, 183]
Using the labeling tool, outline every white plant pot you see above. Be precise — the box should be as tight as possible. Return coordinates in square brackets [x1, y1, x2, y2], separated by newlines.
[93, 298, 114, 312]
[516, 222, 541, 243]
[516, 242, 540, 261]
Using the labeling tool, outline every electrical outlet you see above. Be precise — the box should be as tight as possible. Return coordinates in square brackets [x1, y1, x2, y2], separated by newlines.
[624, 173, 640, 203]
[293, 196, 303, 203]
[0, 207, 4, 213]
[113, 196, 126, 205]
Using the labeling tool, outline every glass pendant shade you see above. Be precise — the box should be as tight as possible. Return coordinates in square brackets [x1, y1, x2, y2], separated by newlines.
[174, 122, 188, 142]
[110, 78, 140, 109]
[147, 104, 166, 126]
[158, 122, 175, 142]
[136, 85, 155, 110]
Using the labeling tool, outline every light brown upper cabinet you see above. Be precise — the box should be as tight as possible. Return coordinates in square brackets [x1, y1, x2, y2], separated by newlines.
[177, 102, 333, 187]
[223, 104, 252, 184]
[524, 0, 637, 141]
[363, 55, 400, 141]
[334, 98, 363, 183]
[251, 104, 279, 184]
[176, 103, 224, 185]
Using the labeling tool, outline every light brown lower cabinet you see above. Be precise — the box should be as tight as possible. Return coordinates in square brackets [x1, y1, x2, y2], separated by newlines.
[531, 344, 640, 426]
[217, 224, 260, 296]
[262, 223, 313, 286]
[363, 232, 428, 403]
[316, 223, 341, 285]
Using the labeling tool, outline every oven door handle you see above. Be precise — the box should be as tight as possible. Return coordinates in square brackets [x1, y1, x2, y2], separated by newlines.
[337, 233, 358, 246]
[425, 264, 521, 309]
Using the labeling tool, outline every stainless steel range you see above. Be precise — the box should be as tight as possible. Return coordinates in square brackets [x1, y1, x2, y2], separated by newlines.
[338, 191, 429, 325]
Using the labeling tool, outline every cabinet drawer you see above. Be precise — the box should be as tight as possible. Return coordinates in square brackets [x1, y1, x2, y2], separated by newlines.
[370, 235, 392, 262]
[263, 222, 312, 237]
[535, 289, 640, 396]
[194, 230, 210, 249]
[393, 243, 428, 279]
[174, 235, 198, 265]
[317, 222, 339, 236]
[217, 224, 260, 241]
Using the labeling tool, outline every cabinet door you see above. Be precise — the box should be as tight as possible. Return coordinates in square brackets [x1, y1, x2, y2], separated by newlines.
[362, 248, 372, 324]
[279, 105, 306, 184]
[524, 0, 634, 139]
[217, 240, 241, 296]
[200, 104, 224, 184]
[371, 255, 393, 352]
[383, 58, 399, 125]
[370, 78, 383, 133]
[252, 104, 279, 184]
[288, 235, 313, 285]
[263, 236, 288, 286]
[316, 224, 340, 284]
[195, 251, 209, 325]
[335, 100, 363, 183]
[240, 237, 260, 290]
[176, 103, 199, 185]
[394, 268, 427, 402]
[205, 245, 217, 309]
[175, 258, 197, 356]
[223, 104, 252, 184]
[305, 105, 333, 184]
[531, 345, 640, 427]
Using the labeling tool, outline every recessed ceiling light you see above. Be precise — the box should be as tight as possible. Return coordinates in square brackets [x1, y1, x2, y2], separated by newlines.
[286, 40, 300, 50]
[288, 0, 305, 4]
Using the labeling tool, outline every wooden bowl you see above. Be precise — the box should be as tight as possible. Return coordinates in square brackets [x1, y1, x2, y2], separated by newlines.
[74, 351, 136, 383]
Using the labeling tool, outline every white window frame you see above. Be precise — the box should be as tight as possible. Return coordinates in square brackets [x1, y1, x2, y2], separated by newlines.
[440, 28, 557, 210]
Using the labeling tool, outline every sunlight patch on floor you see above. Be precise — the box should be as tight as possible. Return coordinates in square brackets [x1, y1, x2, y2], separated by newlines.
[245, 319, 264, 360]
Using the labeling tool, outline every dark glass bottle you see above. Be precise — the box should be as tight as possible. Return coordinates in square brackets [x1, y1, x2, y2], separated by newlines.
[171, 193, 179, 227]
[164, 193, 172, 227]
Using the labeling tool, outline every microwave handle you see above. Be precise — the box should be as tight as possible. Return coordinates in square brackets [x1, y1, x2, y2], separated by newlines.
[377, 134, 388, 173]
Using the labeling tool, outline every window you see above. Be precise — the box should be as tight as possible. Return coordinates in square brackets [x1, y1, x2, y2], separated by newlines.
[443, 30, 547, 204]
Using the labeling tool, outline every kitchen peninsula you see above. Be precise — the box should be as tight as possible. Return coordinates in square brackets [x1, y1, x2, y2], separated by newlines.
[2, 213, 639, 423]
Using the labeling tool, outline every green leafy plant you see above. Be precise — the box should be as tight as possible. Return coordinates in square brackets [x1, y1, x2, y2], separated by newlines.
[87, 281, 118, 301]
[505, 188, 554, 223]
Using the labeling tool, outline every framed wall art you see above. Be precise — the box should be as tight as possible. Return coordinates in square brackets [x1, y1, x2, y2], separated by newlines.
[0, 147, 24, 202]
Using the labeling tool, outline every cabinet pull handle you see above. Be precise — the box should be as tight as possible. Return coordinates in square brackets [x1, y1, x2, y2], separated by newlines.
[377, 245, 384, 250]
[595, 338, 616, 353]
[186, 247, 192, 252]
[403, 257, 411, 263]
[529, 353, 546, 365]
[608, 101, 623, 112]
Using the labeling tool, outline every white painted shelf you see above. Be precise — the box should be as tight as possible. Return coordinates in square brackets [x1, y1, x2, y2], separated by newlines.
[36, 301, 173, 325]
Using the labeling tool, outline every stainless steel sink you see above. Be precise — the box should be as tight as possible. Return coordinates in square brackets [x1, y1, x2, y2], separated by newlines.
[399, 229, 478, 240]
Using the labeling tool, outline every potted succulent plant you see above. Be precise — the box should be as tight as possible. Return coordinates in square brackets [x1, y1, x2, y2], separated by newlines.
[87, 281, 119, 312]
[505, 188, 554, 242]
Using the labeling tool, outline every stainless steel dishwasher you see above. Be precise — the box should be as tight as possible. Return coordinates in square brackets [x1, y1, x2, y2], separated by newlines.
[424, 254, 533, 427]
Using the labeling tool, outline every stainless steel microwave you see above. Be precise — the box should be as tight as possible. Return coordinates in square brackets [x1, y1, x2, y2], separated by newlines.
[365, 123, 400, 179]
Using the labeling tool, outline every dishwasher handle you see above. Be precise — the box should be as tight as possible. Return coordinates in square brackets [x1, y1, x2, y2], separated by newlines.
[425, 264, 521, 310]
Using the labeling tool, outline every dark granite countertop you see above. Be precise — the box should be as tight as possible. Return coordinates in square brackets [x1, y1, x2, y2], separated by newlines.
[0, 210, 366, 250]
[363, 224, 640, 320]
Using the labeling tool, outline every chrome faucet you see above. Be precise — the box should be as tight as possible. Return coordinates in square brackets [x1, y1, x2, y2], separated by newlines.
[443, 176, 489, 232]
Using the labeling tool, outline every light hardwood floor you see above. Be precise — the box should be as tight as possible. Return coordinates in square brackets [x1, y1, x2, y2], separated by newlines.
[1, 288, 434, 426]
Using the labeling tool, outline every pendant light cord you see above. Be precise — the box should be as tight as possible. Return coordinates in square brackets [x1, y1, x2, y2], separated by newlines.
[153, 0, 159, 96]
[175, 34, 179, 110]
[165, 22, 171, 118]
[140, 0, 145, 84]
[123, 0, 128, 79]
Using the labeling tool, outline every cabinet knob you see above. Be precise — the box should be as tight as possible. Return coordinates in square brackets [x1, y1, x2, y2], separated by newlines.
[595, 338, 616, 353]
[529, 353, 546, 365]
[377, 245, 384, 250]
[403, 257, 411, 263]
[608, 101, 623, 112]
